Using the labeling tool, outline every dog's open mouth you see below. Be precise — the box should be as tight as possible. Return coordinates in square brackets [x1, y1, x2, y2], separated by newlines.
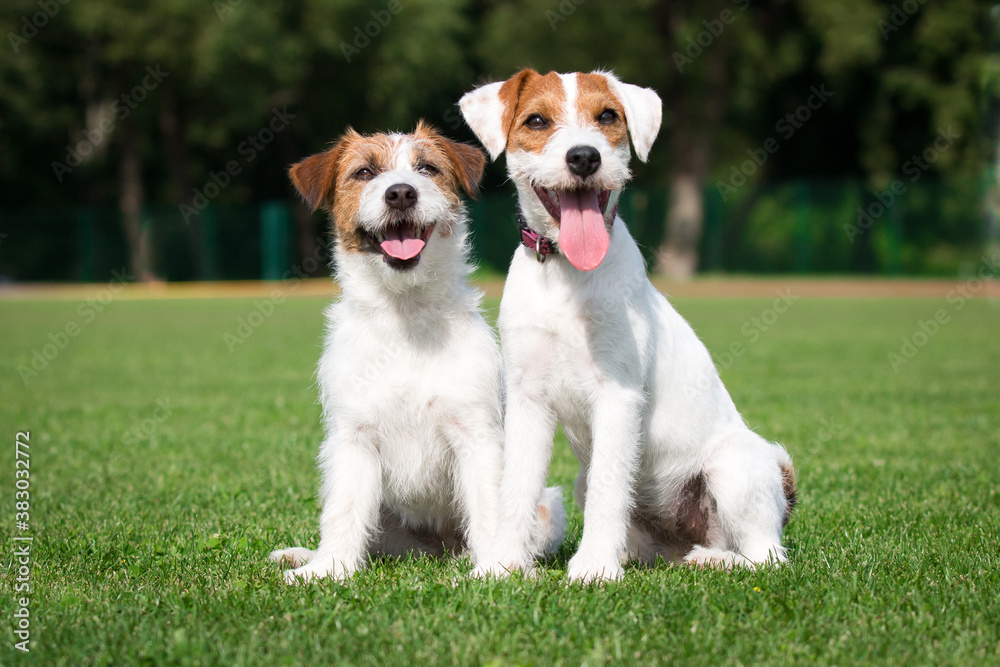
[533, 187, 612, 272]
[533, 187, 611, 223]
[365, 222, 435, 270]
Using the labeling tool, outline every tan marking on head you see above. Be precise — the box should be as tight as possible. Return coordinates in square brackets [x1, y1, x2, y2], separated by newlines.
[505, 71, 567, 154]
[289, 128, 396, 253]
[288, 128, 358, 211]
[412, 120, 486, 237]
[576, 73, 629, 149]
[495, 69, 537, 151]
[290, 124, 484, 252]
[289, 129, 360, 252]
[333, 132, 402, 253]
[412, 120, 486, 201]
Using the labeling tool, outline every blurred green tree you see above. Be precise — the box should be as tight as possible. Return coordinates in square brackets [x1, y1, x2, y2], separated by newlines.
[0, 0, 993, 280]
[476, 0, 991, 277]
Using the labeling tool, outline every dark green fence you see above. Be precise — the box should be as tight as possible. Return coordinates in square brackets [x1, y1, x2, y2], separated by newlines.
[0, 176, 993, 282]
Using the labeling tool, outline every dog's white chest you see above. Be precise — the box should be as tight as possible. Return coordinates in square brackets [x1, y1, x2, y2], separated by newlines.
[502, 271, 618, 420]
[320, 305, 501, 510]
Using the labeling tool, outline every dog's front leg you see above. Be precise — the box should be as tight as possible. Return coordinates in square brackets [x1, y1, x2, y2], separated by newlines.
[470, 383, 557, 578]
[566, 385, 643, 583]
[283, 433, 382, 584]
[447, 419, 502, 563]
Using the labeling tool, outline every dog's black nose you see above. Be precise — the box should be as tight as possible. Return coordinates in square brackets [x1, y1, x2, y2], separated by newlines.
[384, 183, 417, 210]
[566, 145, 601, 177]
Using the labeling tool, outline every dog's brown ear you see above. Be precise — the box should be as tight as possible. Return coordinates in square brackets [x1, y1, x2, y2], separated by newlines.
[459, 68, 536, 160]
[288, 129, 357, 211]
[415, 120, 486, 199]
[442, 138, 486, 199]
[289, 152, 333, 211]
[497, 68, 535, 148]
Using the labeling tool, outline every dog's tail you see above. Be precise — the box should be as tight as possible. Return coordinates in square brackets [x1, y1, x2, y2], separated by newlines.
[775, 445, 798, 526]
[531, 486, 567, 556]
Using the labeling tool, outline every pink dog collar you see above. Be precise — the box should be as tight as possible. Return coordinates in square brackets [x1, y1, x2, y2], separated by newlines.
[516, 204, 616, 264]
[517, 207, 558, 263]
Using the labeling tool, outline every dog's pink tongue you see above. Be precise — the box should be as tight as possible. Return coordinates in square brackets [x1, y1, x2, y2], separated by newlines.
[558, 189, 608, 271]
[380, 225, 425, 260]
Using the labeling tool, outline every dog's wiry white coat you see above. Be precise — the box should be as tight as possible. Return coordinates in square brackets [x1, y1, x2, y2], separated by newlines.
[270, 133, 565, 583]
[460, 71, 794, 582]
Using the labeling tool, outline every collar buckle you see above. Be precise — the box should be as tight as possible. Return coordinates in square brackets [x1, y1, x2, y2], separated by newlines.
[517, 205, 555, 264]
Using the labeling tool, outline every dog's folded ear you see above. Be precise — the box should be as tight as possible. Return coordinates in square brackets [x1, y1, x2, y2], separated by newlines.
[289, 130, 356, 211]
[414, 120, 487, 199]
[459, 69, 536, 161]
[441, 139, 486, 199]
[602, 75, 662, 163]
[289, 152, 334, 211]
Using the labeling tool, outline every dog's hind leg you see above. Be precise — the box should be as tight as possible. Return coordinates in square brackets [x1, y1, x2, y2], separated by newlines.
[624, 517, 694, 566]
[684, 432, 792, 569]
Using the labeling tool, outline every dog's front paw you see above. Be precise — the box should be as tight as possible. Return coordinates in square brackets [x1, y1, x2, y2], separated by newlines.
[281, 558, 354, 585]
[566, 552, 624, 583]
[469, 562, 510, 579]
[469, 560, 532, 580]
[270, 546, 313, 569]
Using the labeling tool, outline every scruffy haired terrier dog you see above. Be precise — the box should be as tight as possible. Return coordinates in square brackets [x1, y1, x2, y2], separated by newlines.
[270, 123, 565, 583]
[460, 70, 795, 582]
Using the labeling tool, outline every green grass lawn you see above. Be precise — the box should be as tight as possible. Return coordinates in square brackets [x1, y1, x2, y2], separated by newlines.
[2, 289, 999, 665]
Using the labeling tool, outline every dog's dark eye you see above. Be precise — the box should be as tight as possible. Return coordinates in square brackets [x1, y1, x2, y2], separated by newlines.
[353, 167, 376, 181]
[525, 114, 549, 129]
[598, 109, 618, 125]
[416, 163, 439, 176]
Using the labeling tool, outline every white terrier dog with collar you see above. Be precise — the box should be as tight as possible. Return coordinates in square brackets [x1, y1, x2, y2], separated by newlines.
[460, 70, 796, 582]
[270, 122, 565, 583]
